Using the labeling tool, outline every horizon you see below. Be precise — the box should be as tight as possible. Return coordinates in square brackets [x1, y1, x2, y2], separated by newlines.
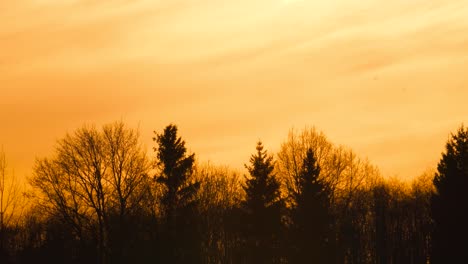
[2, 0, 468, 180]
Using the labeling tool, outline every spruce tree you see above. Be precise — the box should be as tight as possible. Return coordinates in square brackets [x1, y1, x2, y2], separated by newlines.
[242, 141, 283, 263]
[291, 148, 332, 263]
[431, 125, 468, 263]
[153, 124, 201, 263]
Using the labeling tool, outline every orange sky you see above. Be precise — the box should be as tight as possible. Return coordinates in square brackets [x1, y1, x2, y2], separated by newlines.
[1, 0, 468, 180]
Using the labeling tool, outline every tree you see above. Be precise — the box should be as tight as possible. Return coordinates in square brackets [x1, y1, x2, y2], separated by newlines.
[277, 127, 333, 207]
[0, 149, 25, 262]
[242, 141, 283, 263]
[290, 148, 332, 263]
[277, 127, 381, 263]
[153, 124, 201, 263]
[431, 125, 468, 263]
[31, 122, 150, 264]
[409, 170, 433, 263]
[193, 163, 244, 264]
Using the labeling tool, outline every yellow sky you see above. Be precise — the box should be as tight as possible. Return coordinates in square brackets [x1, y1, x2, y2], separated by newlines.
[1, 0, 468, 180]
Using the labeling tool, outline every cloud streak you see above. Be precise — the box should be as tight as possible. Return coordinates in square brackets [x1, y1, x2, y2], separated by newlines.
[1, 0, 468, 179]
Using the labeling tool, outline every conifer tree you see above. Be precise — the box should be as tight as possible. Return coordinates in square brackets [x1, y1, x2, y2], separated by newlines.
[153, 124, 201, 263]
[242, 141, 283, 263]
[290, 148, 332, 263]
[431, 125, 468, 263]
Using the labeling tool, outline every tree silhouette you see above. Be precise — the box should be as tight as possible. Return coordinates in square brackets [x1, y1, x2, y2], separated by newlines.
[153, 124, 201, 263]
[242, 141, 283, 263]
[276, 127, 333, 208]
[0, 121, 444, 263]
[276, 127, 381, 263]
[31, 122, 150, 264]
[373, 183, 389, 264]
[193, 163, 244, 263]
[0, 149, 25, 262]
[290, 148, 332, 263]
[431, 125, 468, 263]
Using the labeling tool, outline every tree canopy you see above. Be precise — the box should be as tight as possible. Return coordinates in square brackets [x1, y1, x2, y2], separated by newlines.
[0, 121, 456, 264]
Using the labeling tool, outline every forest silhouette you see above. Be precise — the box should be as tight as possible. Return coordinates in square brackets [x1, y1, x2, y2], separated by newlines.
[0, 121, 467, 263]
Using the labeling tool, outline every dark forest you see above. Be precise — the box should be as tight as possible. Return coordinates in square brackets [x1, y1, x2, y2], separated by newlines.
[1, 121, 467, 263]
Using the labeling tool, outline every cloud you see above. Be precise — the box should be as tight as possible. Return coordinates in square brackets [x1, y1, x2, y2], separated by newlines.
[1, 0, 468, 180]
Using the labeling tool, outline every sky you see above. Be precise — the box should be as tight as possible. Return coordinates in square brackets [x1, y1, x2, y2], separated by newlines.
[1, 0, 468, 180]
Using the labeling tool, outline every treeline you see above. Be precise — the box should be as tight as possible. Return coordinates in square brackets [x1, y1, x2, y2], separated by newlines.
[0, 121, 466, 263]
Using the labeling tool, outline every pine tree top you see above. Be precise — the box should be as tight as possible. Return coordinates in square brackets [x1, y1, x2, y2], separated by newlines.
[243, 141, 281, 210]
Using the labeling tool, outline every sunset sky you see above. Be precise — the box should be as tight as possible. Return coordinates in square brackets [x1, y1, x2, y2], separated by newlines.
[1, 0, 468, 180]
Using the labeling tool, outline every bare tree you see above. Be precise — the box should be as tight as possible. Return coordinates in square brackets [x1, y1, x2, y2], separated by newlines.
[0, 148, 25, 257]
[277, 127, 379, 207]
[277, 127, 333, 206]
[30, 122, 150, 264]
[194, 163, 243, 213]
[193, 163, 244, 264]
[276, 127, 381, 263]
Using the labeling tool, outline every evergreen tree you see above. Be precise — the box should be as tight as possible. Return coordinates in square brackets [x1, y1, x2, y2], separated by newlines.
[291, 148, 332, 263]
[242, 141, 283, 263]
[431, 125, 468, 263]
[153, 124, 201, 263]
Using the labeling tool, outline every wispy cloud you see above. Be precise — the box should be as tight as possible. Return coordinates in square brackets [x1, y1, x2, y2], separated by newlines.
[1, 0, 468, 179]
